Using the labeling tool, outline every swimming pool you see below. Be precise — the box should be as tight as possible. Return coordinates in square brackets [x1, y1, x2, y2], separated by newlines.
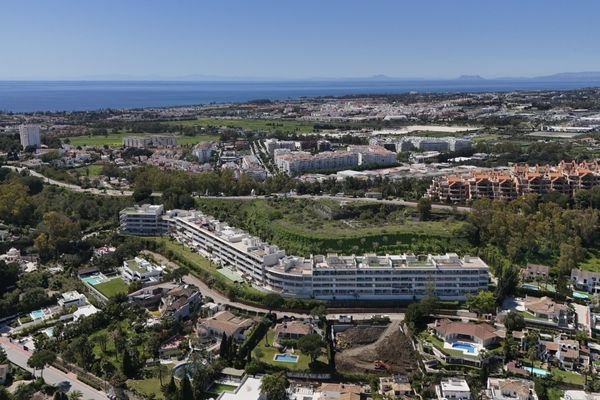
[451, 341, 476, 354]
[527, 366, 550, 377]
[44, 327, 54, 337]
[81, 273, 106, 286]
[573, 291, 591, 300]
[522, 283, 540, 291]
[30, 309, 45, 320]
[274, 353, 299, 363]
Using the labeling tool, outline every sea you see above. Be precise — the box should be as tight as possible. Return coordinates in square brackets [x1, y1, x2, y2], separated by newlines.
[0, 79, 599, 113]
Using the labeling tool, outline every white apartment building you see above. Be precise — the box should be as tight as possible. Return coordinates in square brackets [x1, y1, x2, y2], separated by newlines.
[347, 145, 397, 166]
[120, 204, 168, 235]
[371, 136, 472, 153]
[436, 378, 471, 400]
[275, 150, 359, 174]
[165, 209, 489, 300]
[193, 142, 217, 163]
[123, 135, 177, 148]
[264, 138, 299, 155]
[19, 124, 41, 149]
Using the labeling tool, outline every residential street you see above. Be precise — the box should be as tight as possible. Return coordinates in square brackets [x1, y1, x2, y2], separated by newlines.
[0, 337, 110, 400]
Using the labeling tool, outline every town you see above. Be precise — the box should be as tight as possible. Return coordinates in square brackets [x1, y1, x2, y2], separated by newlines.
[0, 86, 600, 400]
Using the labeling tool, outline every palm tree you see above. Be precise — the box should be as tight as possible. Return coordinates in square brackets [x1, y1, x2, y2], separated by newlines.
[260, 372, 288, 400]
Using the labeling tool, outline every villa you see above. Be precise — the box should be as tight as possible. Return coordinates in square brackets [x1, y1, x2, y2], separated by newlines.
[58, 291, 87, 309]
[571, 269, 600, 294]
[521, 264, 550, 282]
[436, 378, 471, 400]
[197, 311, 255, 341]
[428, 319, 502, 367]
[429, 319, 502, 349]
[121, 257, 164, 284]
[486, 378, 538, 400]
[128, 282, 179, 308]
[274, 321, 313, 343]
[318, 383, 363, 400]
[159, 284, 201, 320]
[541, 336, 588, 371]
[379, 375, 413, 399]
[523, 296, 569, 325]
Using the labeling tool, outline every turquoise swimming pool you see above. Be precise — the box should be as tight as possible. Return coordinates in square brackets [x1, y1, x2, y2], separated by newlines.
[573, 291, 591, 300]
[30, 309, 45, 320]
[274, 354, 299, 363]
[522, 283, 540, 291]
[81, 273, 106, 286]
[44, 327, 54, 337]
[452, 341, 476, 354]
[527, 366, 550, 377]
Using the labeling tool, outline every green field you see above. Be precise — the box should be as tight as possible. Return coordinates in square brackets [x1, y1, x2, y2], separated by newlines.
[164, 117, 315, 133]
[253, 330, 328, 371]
[67, 131, 218, 147]
[73, 164, 104, 176]
[94, 277, 129, 298]
[196, 198, 470, 256]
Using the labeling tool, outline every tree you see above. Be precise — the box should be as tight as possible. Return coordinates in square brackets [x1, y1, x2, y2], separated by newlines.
[263, 293, 285, 313]
[466, 290, 496, 314]
[297, 334, 324, 364]
[133, 186, 153, 203]
[94, 332, 108, 354]
[27, 349, 56, 379]
[68, 390, 83, 400]
[504, 311, 525, 332]
[163, 376, 178, 400]
[179, 374, 194, 400]
[260, 372, 288, 400]
[219, 333, 229, 359]
[121, 349, 135, 379]
[417, 197, 432, 221]
[310, 305, 327, 325]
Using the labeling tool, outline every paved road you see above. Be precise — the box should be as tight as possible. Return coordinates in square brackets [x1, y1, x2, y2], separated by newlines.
[182, 273, 405, 321]
[8, 166, 470, 212]
[199, 194, 471, 212]
[0, 337, 110, 400]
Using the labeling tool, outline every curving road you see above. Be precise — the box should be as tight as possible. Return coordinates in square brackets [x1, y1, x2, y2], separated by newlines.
[0, 337, 110, 400]
[7, 165, 470, 212]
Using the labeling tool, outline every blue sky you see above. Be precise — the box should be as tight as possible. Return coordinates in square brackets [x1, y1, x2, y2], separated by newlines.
[1, 0, 599, 80]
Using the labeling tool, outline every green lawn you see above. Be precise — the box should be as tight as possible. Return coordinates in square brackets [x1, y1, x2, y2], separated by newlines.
[73, 164, 104, 176]
[67, 131, 218, 147]
[94, 277, 129, 298]
[128, 364, 174, 400]
[164, 118, 315, 133]
[547, 388, 564, 400]
[550, 367, 585, 386]
[196, 198, 469, 256]
[253, 330, 328, 371]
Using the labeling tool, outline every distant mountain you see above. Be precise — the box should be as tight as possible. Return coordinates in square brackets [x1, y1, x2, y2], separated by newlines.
[456, 75, 485, 81]
[535, 71, 600, 81]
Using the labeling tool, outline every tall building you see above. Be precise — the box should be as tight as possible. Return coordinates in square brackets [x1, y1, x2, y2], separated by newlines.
[119, 204, 167, 235]
[19, 125, 41, 149]
[129, 208, 490, 300]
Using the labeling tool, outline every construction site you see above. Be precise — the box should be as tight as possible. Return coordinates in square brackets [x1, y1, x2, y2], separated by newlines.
[334, 320, 419, 375]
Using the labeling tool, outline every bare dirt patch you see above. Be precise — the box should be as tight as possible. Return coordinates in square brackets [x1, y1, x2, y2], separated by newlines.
[335, 320, 418, 375]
